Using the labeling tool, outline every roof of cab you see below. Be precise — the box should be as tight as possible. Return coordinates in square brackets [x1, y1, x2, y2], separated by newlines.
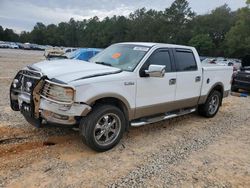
[118, 42, 193, 49]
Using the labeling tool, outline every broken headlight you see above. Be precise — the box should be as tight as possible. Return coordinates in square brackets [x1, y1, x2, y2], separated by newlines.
[42, 81, 75, 104]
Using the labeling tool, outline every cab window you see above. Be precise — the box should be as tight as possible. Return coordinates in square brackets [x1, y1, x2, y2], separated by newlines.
[142, 49, 173, 72]
[175, 49, 197, 71]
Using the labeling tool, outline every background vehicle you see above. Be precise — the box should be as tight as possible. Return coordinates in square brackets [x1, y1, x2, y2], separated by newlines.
[9, 42, 19, 49]
[44, 47, 65, 59]
[10, 42, 233, 151]
[0, 41, 18, 48]
[231, 55, 250, 92]
[44, 47, 102, 61]
[67, 48, 102, 61]
[64, 48, 77, 53]
[202, 58, 216, 64]
[0, 41, 9, 48]
[199, 56, 207, 61]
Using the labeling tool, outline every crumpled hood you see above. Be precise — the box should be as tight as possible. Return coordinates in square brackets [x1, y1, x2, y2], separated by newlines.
[30, 59, 121, 83]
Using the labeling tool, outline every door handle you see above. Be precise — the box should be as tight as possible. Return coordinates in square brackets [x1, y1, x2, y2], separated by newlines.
[169, 78, 176, 85]
[195, 76, 201, 82]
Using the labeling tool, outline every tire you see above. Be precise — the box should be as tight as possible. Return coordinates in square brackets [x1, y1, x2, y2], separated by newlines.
[79, 104, 126, 152]
[198, 90, 222, 118]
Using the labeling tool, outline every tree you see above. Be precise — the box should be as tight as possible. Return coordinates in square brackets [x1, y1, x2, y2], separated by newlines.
[189, 34, 215, 56]
[80, 16, 101, 47]
[162, 0, 195, 44]
[30, 22, 46, 44]
[1, 28, 19, 41]
[19, 31, 31, 43]
[45, 24, 59, 45]
[224, 7, 250, 57]
[64, 18, 79, 47]
[128, 8, 164, 42]
[190, 4, 236, 56]
[57, 22, 68, 46]
[0, 26, 4, 40]
[0, 2, 248, 57]
[165, 0, 195, 24]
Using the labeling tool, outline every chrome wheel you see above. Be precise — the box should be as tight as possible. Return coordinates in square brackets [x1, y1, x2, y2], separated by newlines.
[94, 113, 121, 146]
[208, 95, 219, 115]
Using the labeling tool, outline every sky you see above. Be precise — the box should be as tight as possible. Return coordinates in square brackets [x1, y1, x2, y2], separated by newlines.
[0, 0, 247, 33]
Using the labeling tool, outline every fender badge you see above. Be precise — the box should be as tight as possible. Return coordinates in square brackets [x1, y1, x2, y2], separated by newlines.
[124, 82, 135, 86]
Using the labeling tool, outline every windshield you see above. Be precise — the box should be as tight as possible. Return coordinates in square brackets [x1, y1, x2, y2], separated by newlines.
[89, 44, 149, 71]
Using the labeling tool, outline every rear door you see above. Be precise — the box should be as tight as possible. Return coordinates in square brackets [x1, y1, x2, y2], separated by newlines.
[173, 48, 202, 107]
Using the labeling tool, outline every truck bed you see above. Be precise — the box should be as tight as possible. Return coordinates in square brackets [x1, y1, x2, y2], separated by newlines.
[200, 64, 233, 97]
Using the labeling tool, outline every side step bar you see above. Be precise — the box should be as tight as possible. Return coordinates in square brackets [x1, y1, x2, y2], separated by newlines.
[130, 108, 196, 127]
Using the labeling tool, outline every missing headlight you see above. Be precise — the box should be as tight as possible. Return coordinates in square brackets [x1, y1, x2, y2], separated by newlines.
[41, 80, 75, 104]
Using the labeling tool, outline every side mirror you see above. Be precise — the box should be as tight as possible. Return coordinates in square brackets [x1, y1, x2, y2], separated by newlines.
[145, 65, 166, 78]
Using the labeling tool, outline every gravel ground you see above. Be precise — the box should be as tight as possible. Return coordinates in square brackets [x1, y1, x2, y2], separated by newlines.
[0, 49, 250, 188]
[111, 106, 250, 187]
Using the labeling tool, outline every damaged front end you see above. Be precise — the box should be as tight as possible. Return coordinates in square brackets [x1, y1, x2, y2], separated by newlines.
[10, 69, 44, 127]
[10, 68, 91, 127]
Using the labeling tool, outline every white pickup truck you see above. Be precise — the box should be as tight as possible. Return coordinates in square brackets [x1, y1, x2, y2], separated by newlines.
[10, 42, 233, 151]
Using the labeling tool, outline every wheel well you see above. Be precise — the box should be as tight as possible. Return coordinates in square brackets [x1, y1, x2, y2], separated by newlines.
[213, 84, 223, 96]
[210, 84, 224, 105]
[93, 97, 129, 122]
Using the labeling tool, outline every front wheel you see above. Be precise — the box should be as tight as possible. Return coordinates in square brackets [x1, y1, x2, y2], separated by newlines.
[80, 104, 126, 152]
[198, 90, 222, 118]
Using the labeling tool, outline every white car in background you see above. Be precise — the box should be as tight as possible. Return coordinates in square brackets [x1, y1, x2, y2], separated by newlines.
[9, 42, 19, 49]
[215, 57, 230, 65]
[202, 58, 216, 64]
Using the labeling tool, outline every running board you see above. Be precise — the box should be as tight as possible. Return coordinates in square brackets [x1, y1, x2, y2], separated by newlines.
[130, 108, 196, 127]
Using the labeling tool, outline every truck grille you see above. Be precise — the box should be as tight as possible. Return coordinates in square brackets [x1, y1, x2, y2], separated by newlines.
[13, 69, 42, 94]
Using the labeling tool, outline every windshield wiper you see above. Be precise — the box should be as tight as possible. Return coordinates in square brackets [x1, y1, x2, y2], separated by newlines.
[95, 62, 112, 67]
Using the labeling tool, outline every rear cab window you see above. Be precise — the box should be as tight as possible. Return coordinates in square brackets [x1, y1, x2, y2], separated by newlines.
[174, 49, 198, 72]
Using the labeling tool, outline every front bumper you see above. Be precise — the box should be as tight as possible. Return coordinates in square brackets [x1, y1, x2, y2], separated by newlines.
[10, 71, 91, 127]
[20, 100, 90, 127]
[39, 99, 91, 125]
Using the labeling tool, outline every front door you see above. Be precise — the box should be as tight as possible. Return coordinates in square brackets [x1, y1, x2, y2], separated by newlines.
[135, 48, 177, 118]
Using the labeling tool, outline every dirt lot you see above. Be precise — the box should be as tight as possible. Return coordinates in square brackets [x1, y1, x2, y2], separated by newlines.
[0, 49, 250, 188]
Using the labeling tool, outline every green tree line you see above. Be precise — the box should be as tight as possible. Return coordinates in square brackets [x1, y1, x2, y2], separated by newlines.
[0, 0, 250, 58]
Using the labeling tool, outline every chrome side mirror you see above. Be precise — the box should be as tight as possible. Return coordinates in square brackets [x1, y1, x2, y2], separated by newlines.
[145, 65, 166, 78]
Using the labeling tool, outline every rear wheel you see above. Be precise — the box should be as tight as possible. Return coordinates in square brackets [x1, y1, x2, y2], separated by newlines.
[198, 90, 222, 118]
[80, 104, 126, 152]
